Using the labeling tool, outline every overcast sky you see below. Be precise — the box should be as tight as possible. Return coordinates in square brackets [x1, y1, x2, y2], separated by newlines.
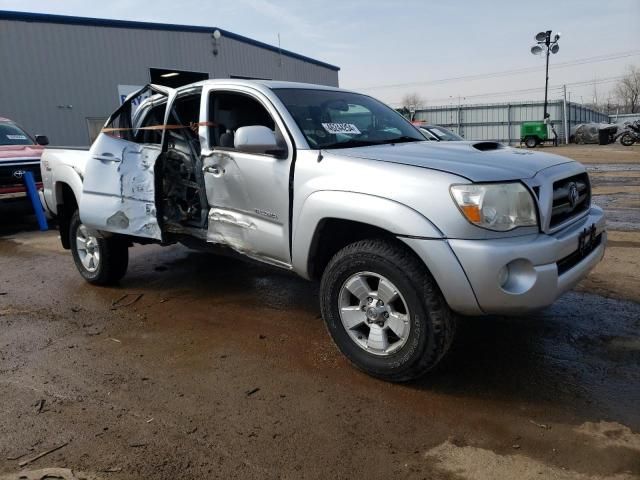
[1, 0, 639, 107]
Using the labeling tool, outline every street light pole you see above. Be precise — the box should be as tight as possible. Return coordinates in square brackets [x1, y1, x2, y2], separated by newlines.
[543, 30, 551, 120]
[531, 30, 560, 122]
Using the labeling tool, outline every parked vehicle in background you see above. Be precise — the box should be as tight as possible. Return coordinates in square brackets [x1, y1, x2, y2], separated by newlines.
[0, 117, 48, 201]
[41, 80, 606, 382]
[413, 122, 463, 141]
[618, 120, 640, 146]
[571, 123, 619, 145]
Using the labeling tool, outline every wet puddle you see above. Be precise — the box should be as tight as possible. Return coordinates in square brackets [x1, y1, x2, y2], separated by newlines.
[588, 164, 640, 231]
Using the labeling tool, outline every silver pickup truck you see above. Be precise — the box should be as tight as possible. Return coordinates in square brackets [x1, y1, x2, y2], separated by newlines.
[41, 80, 606, 381]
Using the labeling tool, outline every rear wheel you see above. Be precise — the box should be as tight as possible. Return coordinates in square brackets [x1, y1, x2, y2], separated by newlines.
[319, 239, 456, 382]
[69, 211, 129, 285]
[525, 136, 538, 148]
[620, 132, 636, 146]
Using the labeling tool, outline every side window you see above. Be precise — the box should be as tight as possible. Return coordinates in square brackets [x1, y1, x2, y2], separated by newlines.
[165, 91, 202, 156]
[104, 86, 167, 144]
[208, 91, 276, 149]
[134, 104, 166, 144]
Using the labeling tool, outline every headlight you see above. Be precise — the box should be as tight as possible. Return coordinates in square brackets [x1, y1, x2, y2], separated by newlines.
[450, 183, 538, 231]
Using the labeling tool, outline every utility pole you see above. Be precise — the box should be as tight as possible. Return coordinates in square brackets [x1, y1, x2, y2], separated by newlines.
[277, 33, 282, 67]
[458, 95, 464, 137]
[563, 84, 569, 144]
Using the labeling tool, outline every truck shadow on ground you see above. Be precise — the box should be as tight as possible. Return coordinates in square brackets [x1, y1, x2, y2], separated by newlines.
[0, 202, 43, 236]
[117, 246, 640, 430]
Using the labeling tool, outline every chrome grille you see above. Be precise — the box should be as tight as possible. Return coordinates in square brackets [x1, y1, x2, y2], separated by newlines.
[549, 173, 590, 228]
[0, 162, 42, 187]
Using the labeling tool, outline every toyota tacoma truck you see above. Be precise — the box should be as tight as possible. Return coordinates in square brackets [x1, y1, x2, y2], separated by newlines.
[40, 80, 606, 381]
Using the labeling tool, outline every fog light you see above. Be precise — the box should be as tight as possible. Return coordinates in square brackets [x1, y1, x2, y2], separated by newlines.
[499, 259, 537, 295]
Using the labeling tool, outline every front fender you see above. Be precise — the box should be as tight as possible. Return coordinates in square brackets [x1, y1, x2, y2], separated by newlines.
[291, 190, 443, 278]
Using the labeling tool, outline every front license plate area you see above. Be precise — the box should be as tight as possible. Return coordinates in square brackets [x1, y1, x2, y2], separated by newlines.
[578, 224, 598, 257]
[556, 224, 601, 276]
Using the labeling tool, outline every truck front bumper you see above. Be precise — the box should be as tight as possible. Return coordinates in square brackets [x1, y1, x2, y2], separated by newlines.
[448, 206, 606, 315]
[400, 206, 606, 316]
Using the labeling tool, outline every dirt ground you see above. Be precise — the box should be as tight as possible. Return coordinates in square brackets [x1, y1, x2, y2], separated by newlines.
[562, 144, 640, 303]
[0, 144, 639, 480]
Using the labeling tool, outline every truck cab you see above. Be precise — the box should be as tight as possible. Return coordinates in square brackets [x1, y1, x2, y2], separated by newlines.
[78, 82, 295, 268]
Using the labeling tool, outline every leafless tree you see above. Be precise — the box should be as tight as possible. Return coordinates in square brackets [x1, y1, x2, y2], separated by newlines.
[400, 93, 426, 120]
[614, 65, 640, 113]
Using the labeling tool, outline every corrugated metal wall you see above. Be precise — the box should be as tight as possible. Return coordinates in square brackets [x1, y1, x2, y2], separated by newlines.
[609, 113, 640, 125]
[413, 101, 609, 144]
[0, 18, 339, 145]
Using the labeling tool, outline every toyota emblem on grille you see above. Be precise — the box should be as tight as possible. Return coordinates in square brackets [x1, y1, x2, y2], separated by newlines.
[12, 169, 26, 180]
[567, 182, 579, 208]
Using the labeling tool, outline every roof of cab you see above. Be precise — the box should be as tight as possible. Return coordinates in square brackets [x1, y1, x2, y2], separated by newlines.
[178, 79, 353, 94]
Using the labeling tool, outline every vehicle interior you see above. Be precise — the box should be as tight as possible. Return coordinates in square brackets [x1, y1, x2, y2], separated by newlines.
[154, 90, 209, 232]
[208, 91, 276, 149]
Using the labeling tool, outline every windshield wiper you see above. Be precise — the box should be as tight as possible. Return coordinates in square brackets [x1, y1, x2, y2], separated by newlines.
[322, 136, 422, 150]
[322, 139, 380, 150]
[383, 136, 423, 145]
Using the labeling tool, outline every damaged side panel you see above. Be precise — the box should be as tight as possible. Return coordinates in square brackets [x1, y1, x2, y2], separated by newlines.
[80, 142, 163, 240]
[207, 208, 290, 269]
[207, 208, 256, 251]
[80, 84, 173, 241]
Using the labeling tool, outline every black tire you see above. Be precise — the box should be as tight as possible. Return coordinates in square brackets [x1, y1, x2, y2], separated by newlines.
[620, 133, 636, 147]
[319, 239, 456, 382]
[69, 210, 129, 285]
[524, 136, 537, 148]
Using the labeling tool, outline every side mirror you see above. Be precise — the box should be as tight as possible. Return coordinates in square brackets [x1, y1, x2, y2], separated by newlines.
[35, 135, 49, 146]
[234, 126, 287, 158]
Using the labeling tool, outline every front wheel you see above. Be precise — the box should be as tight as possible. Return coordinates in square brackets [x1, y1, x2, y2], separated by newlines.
[69, 211, 129, 285]
[524, 136, 537, 148]
[319, 239, 456, 382]
[620, 132, 636, 146]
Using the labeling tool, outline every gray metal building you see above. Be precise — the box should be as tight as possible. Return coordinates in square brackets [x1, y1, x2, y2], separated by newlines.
[413, 100, 609, 145]
[0, 11, 340, 146]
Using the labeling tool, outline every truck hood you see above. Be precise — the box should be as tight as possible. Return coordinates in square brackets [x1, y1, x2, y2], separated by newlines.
[0, 144, 43, 161]
[332, 141, 575, 182]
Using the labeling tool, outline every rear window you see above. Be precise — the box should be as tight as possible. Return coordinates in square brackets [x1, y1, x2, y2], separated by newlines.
[0, 122, 33, 146]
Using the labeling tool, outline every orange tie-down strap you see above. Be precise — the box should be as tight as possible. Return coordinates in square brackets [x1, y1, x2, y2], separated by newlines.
[101, 121, 218, 134]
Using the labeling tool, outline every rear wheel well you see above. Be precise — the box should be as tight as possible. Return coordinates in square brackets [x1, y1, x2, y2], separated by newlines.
[307, 218, 402, 280]
[56, 183, 78, 249]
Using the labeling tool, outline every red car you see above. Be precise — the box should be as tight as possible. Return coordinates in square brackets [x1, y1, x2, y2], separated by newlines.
[0, 117, 48, 201]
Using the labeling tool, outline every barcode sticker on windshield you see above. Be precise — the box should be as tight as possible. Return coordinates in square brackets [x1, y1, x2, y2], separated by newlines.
[321, 123, 361, 135]
[6, 134, 27, 140]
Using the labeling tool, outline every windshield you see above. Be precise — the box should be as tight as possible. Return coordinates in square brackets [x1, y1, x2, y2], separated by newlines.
[274, 88, 425, 149]
[0, 122, 33, 146]
[422, 126, 463, 141]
